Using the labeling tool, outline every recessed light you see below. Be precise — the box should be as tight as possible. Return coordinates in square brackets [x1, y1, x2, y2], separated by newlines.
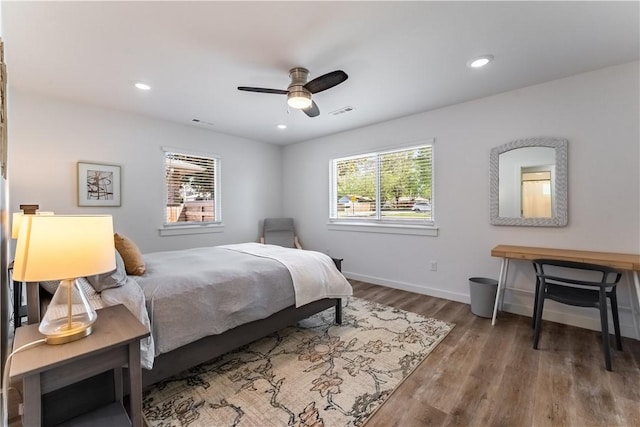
[277, 124, 287, 130]
[468, 55, 494, 69]
[134, 82, 151, 91]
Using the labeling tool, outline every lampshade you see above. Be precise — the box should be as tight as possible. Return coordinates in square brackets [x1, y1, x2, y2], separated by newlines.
[13, 215, 115, 344]
[287, 88, 312, 109]
[11, 211, 54, 239]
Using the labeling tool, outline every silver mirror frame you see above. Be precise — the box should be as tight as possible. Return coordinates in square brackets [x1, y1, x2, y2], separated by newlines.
[490, 137, 568, 227]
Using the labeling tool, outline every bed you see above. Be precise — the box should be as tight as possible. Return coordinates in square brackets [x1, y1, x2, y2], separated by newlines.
[28, 242, 352, 395]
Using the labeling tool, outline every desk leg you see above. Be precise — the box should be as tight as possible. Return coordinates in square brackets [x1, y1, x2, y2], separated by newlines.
[22, 374, 41, 427]
[498, 261, 509, 310]
[492, 258, 509, 326]
[631, 271, 640, 340]
[128, 342, 143, 427]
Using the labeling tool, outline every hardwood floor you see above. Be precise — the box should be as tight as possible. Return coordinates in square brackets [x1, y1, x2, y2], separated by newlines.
[351, 280, 640, 427]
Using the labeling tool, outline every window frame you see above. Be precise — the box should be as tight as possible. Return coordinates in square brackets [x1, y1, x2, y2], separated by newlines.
[160, 146, 222, 235]
[329, 140, 436, 231]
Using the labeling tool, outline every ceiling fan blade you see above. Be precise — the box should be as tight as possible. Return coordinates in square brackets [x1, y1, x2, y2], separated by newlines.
[303, 101, 320, 118]
[304, 70, 348, 94]
[237, 86, 288, 95]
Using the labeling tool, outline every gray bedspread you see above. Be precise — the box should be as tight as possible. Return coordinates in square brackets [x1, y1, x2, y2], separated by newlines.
[134, 246, 296, 356]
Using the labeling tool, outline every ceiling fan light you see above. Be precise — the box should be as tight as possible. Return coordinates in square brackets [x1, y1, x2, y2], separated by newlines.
[287, 90, 312, 109]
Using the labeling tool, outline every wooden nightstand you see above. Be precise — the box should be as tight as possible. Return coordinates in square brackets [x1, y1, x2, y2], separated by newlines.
[9, 304, 150, 426]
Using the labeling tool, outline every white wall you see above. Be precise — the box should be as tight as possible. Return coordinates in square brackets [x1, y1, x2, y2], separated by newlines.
[8, 90, 284, 252]
[8, 62, 640, 338]
[283, 61, 640, 338]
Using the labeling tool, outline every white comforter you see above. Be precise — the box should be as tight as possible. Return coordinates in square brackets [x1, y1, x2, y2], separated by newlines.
[219, 243, 353, 307]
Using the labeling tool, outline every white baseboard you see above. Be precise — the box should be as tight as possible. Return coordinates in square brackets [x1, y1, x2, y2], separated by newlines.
[344, 271, 470, 304]
[344, 272, 639, 340]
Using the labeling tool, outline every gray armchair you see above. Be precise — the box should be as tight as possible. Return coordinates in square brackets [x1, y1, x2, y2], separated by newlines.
[260, 218, 302, 249]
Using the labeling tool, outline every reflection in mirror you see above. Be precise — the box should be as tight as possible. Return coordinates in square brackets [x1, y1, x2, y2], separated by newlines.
[498, 147, 555, 218]
[490, 137, 568, 227]
[521, 169, 552, 218]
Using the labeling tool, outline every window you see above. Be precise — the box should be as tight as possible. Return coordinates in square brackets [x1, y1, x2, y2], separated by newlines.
[330, 142, 433, 225]
[163, 148, 220, 226]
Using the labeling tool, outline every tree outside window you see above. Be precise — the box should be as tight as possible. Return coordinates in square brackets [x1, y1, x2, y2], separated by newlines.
[331, 143, 433, 223]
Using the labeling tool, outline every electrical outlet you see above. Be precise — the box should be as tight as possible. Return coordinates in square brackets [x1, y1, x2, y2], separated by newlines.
[430, 260, 437, 271]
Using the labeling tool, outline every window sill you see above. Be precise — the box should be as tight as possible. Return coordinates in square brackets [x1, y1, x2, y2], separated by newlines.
[326, 221, 438, 236]
[159, 223, 224, 236]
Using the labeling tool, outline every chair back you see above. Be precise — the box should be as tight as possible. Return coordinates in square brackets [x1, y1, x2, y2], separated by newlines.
[263, 218, 297, 248]
[533, 259, 622, 289]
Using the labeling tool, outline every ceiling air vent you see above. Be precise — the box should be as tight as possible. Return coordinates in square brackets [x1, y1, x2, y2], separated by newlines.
[329, 106, 354, 116]
[192, 118, 215, 126]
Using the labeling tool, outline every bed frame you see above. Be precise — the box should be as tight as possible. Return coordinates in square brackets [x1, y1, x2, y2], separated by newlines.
[142, 297, 342, 386]
[27, 286, 341, 385]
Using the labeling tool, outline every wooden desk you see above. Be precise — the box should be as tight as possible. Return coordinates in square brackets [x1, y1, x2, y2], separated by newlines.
[10, 304, 150, 426]
[490, 245, 640, 338]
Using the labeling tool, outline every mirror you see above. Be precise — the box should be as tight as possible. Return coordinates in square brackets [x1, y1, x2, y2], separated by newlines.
[490, 137, 568, 226]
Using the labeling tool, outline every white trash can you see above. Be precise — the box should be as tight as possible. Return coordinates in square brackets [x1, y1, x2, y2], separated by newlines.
[468, 277, 498, 318]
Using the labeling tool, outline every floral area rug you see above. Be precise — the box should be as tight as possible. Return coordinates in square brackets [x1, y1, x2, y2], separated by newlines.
[142, 297, 454, 427]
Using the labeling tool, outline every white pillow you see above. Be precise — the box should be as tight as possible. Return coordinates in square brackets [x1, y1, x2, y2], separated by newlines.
[86, 250, 128, 292]
[40, 280, 60, 295]
[40, 277, 100, 299]
[76, 276, 100, 299]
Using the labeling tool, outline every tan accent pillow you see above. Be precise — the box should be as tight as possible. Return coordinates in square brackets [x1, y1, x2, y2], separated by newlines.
[114, 233, 146, 275]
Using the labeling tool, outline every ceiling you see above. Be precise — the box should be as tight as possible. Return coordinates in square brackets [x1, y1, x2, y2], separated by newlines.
[3, 1, 639, 145]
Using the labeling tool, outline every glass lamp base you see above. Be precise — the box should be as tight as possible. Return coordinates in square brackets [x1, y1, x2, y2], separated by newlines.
[39, 278, 98, 345]
[41, 316, 94, 344]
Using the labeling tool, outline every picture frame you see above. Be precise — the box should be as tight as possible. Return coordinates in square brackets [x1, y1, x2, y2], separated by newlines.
[77, 162, 121, 207]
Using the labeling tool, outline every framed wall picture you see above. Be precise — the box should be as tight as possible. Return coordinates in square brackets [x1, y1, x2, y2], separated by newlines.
[77, 162, 121, 206]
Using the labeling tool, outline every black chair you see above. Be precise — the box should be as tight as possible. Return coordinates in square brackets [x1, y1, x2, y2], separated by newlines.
[532, 259, 622, 371]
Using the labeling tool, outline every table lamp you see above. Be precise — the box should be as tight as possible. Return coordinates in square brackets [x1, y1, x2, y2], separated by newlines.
[12, 215, 115, 344]
[11, 211, 54, 239]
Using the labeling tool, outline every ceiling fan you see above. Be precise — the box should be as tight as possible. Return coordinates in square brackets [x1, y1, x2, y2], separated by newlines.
[237, 67, 348, 117]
